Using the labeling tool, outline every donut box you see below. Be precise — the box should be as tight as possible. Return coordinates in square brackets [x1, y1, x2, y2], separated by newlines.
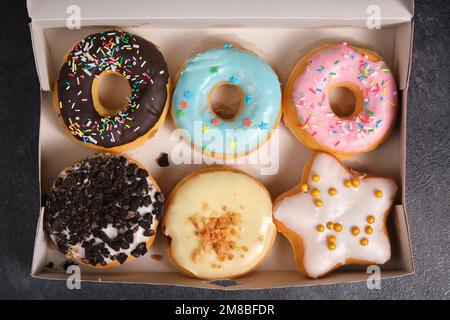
[28, 0, 415, 289]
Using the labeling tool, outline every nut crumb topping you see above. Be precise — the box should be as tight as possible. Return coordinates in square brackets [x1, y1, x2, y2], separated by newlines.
[189, 204, 243, 263]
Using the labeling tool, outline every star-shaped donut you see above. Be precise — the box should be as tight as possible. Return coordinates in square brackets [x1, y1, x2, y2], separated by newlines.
[273, 152, 397, 279]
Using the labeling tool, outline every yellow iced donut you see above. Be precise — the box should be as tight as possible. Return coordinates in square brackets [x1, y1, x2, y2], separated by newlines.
[162, 167, 276, 280]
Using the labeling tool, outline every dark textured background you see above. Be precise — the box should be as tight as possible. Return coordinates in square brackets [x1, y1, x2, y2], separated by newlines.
[0, 0, 449, 299]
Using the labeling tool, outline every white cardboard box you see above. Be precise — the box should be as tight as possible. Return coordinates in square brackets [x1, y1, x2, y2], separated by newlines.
[28, 0, 415, 289]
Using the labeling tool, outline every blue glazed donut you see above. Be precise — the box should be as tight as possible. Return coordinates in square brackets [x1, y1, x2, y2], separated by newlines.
[172, 45, 281, 158]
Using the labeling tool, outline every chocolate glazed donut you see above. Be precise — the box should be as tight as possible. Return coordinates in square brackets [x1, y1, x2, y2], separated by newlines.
[54, 31, 170, 151]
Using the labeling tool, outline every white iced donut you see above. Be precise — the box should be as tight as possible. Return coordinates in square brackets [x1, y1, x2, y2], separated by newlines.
[273, 152, 397, 278]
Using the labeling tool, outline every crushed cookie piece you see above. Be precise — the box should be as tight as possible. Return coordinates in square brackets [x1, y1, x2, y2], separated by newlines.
[189, 208, 241, 263]
[242, 245, 248, 252]
[230, 228, 239, 236]
[156, 153, 169, 167]
[258, 235, 265, 241]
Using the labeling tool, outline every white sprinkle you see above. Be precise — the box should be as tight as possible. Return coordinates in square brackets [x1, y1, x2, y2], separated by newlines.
[141, 60, 147, 67]
[83, 69, 92, 76]
[88, 136, 98, 144]
[133, 126, 140, 132]
[86, 53, 94, 61]
[77, 90, 82, 96]
[159, 70, 165, 75]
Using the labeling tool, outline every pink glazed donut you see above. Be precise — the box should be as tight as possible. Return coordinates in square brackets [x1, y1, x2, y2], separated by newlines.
[283, 42, 398, 158]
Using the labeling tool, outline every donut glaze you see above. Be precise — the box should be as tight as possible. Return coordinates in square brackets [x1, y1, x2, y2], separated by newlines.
[172, 45, 281, 158]
[286, 42, 398, 156]
[163, 168, 276, 279]
[56, 31, 169, 150]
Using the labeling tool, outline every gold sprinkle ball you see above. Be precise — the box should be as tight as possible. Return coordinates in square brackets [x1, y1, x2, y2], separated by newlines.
[360, 238, 369, 246]
[351, 226, 360, 236]
[328, 243, 336, 250]
[326, 221, 335, 230]
[328, 187, 337, 196]
[327, 235, 336, 243]
[316, 224, 325, 232]
[334, 223, 343, 232]
[344, 179, 352, 188]
[365, 226, 373, 234]
[300, 183, 309, 192]
[375, 189, 383, 198]
[351, 178, 360, 187]
[311, 188, 320, 198]
[312, 174, 320, 183]
[314, 199, 323, 207]
[367, 215, 376, 224]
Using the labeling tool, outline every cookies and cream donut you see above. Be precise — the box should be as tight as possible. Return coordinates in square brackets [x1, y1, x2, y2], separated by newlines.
[171, 44, 281, 159]
[162, 167, 276, 280]
[44, 154, 164, 268]
[273, 152, 397, 279]
[54, 31, 170, 152]
[284, 42, 398, 158]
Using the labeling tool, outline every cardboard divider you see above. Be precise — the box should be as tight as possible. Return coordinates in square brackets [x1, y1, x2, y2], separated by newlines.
[29, 0, 415, 289]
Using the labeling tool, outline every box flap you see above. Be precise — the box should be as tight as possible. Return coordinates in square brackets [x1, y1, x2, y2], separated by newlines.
[27, 0, 413, 22]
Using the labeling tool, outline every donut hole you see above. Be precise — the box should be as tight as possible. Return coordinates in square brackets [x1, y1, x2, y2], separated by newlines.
[209, 83, 244, 121]
[329, 86, 357, 118]
[92, 71, 131, 117]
